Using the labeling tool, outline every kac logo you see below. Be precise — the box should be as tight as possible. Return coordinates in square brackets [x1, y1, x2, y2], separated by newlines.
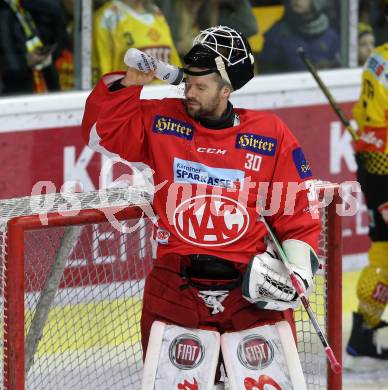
[155, 227, 170, 244]
[173, 195, 249, 247]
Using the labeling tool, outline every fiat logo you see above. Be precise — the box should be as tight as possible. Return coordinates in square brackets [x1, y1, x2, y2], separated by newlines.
[169, 334, 204, 370]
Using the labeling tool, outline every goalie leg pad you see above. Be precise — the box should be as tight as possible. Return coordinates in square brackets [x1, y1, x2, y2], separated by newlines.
[141, 320, 220, 390]
[221, 321, 306, 390]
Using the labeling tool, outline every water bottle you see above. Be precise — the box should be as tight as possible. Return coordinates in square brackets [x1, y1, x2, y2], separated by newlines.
[124, 48, 184, 85]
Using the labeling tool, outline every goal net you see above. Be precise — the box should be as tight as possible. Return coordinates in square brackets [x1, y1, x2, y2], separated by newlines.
[0, 184, 342, 390]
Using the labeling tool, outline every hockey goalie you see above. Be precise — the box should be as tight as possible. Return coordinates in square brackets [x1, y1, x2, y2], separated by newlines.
[82, 25, 321, 389]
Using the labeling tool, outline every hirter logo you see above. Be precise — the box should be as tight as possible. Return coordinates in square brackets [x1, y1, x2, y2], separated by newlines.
[169, 334, 204, 370]
[238, 335, 274, 370]
[152, 115, 194, 140]
[236, 133, 277, 156]
[173, 195, 249, 247]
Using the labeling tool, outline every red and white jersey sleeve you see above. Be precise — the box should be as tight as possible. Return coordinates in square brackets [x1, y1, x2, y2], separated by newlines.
[264, 120, 320, 252]
[82, 77, 320, 264]
[82, 72, 155, 166]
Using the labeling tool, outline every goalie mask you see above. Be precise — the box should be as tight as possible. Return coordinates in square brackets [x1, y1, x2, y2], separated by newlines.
[183, 26, 255, 91]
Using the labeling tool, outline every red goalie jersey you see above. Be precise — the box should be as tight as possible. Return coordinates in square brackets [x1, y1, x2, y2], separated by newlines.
[82, 73, 320, 263]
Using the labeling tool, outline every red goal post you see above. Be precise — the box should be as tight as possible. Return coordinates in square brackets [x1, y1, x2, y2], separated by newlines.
[0, 183, 342, 389]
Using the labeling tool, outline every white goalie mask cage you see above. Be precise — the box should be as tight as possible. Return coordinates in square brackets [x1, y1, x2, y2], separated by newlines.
[193, 26, 254, 67]
[184, 25, 255, 91]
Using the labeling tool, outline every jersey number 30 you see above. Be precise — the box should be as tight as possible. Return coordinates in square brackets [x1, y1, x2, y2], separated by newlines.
[245, 153, 262, 172]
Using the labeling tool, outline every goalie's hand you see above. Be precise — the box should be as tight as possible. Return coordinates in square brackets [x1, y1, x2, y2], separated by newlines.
[121, 67, 156, 87]
[242, 242, 313, 311]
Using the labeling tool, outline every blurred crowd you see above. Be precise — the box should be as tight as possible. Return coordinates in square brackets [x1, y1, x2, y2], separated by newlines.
[0, 0, 386, 95]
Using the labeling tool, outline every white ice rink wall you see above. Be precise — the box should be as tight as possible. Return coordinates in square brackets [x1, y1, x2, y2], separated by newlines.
[0, 68, 362, 131]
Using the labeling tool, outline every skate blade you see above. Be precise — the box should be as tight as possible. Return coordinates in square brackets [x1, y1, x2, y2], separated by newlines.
[344, 353, 388, 372]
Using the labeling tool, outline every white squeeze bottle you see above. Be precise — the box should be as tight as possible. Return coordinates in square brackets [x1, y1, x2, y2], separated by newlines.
[124, 48, 184, 85]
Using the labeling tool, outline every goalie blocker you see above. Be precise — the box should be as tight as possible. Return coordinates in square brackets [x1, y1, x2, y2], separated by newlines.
[142, 320, 306, 389]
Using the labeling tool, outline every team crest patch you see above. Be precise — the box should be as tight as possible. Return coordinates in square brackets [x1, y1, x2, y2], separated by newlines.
[152, 115, 194, 140]
[169, 334, 204, 370]
[235, 133, 277, 156]
[155, 227, 170, 244]
[292, 147, 312, 179]
[237, 335, 274, 370]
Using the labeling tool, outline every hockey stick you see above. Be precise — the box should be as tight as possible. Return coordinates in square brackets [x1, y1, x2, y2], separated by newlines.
[298, 47, 359, 141]
[260, 215, 342, 374]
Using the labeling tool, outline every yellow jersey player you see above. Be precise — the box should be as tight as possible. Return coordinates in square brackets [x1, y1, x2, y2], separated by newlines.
[346, 42, 388, 370]
[92, 0, 181, 83]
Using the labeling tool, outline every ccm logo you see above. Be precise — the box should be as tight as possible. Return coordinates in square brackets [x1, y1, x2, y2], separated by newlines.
[197, 147, 227, 155]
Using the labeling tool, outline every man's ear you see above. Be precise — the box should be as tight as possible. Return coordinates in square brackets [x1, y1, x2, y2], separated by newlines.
[222, 85, 231, 97]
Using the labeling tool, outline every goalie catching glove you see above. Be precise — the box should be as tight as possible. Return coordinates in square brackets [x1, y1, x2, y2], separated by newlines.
[242, 239, 320, 311]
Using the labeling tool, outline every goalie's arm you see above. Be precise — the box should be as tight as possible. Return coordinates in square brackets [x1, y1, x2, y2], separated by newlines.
[265, 118, 321, 254]
[243, 118, 321, 309]
[81, 67, 156, 165]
